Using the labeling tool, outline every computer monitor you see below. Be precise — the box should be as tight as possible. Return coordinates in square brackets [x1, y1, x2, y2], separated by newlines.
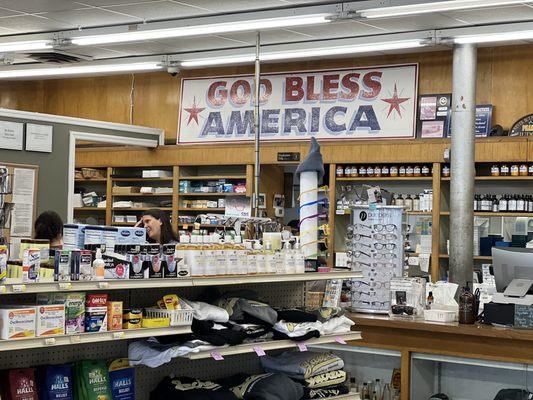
[492, 247, 533, 296]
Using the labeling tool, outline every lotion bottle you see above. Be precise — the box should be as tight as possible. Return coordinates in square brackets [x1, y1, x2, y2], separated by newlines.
[294, 238, 306, 274]
[92, 248, 105, 280]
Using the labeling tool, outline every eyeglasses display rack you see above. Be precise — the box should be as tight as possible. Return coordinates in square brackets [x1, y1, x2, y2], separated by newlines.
[347, 205, 404, 314]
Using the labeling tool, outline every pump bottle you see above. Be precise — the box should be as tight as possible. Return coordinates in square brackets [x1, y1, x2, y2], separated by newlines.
[92, 248, 105, 280]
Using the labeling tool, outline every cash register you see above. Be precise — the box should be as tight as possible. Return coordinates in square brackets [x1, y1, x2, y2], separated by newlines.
[484, 247, 533, 326]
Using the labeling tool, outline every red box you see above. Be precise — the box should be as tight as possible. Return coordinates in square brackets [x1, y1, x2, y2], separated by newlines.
[86, 293, 108, 308]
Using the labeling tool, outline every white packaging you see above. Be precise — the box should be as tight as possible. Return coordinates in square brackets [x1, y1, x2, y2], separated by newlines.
[142, 170, 172, 178]
[116, 227, 146, 244]
[36, 304, 65, 336]
[204, 246, 216, 276]
[175, 247, 190, 278]
[0, 307, 36, 339]
[101, 227, 118, 253]
[84, 226, 104, 246]
[226, 249, 239, 275]
[126, 215, 138, 223]
[114, 215, 126, 223]
[63, 224, 87, 250]
[214, 249, 227, 275]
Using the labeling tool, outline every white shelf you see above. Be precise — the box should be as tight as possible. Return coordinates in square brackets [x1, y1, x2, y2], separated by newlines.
[0, 326, 191, 351]
[186, 332, 362, 360]
[330, 392, 361, 400]
[0, 272, 362, 294]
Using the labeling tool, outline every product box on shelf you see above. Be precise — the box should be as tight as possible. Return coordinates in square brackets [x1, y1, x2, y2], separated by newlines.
[85, 294, 108, 333]
[65, 293, 85, 335]
[107, 302, 123, 331]
[125, 245, 145, 279]
[54, 250, 71, 282]
[102, 253, 130, 279]
[0, 245, 8, 283]
[0, 306, 37, 339]
[102, 227, 119, 253]
[22, 248, 40, 283]
[36, 304, 65, 337]
[84, 226, 104, 246]
[63, 224, 87, 250]
[161, 244, 177, 278]
[79, 250, 93, 281]
[147, 244, 163, 279]
[116, 227, 146, 245]
[122, 309, 142, 329]
[3, 368, 39, 400]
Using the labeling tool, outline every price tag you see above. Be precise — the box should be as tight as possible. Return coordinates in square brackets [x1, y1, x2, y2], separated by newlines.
[211, 351, 224, 361]
[12, 285, 26, 293]
[58, 282, 72, 290]
[253, 346, 266, 357]
[335, 209, 345, 215]
[70, 335, 81, 344]
[113, 331, 125, 339]
[297, 343, 307, 352]
[98, 282, 109, 289]
[183, 224, 189, 229]
[44, 338, 56, 345]
[0, 285, 6, 293]
[194, 223, 201, 230]
[335, 336, 347, 345]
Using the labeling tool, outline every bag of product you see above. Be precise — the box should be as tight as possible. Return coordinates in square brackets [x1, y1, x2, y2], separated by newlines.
[108, 359, 135, 400]
[37, 363, 74, 400]
[75, 360, 112, 400]
[5, 368, 39, 400]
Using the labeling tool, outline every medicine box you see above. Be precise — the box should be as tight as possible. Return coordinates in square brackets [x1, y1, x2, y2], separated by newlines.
[84, 226, 104, 246]
[102, 227, 118, 253]
[116, 227, 146, 245]
[65, 293, 85, 334]
[0, 307, 36, 339]
[63, 224, 87, 250]
[36, 304, 65, 336]
[22, 248, 40, 283]
[107, 302, 123, 331]
[85, 306, 108, 332]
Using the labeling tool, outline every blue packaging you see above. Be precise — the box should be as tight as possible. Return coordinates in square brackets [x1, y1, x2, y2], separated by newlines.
[108, 359, 135, 400]
[116, 227, 146, 245]
[38, 364, 73, 400]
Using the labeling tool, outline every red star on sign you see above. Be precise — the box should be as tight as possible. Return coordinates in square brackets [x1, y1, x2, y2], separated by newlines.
[183, 96, 205, 125]
[381, 84, 410, 118]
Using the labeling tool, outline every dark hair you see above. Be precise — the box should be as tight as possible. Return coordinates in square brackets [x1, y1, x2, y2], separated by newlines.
[34, 211, 63, 242]
[143, 209, 178, 244]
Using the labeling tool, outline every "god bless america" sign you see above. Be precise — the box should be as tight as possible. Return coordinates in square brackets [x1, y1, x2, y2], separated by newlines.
[178, 64, 418, 144]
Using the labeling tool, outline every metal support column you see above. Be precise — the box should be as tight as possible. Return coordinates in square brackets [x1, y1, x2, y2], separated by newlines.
[253, 32, 261, 217]
[449, 43, 477, 290]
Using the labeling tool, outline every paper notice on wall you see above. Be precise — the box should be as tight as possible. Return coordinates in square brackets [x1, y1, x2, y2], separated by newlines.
[12, 168, 35, 204]
[419, 254, 431, 273]
[25, 123, 53, 153]
[225, 196, 251, 218]
[10, 203, 33, 237]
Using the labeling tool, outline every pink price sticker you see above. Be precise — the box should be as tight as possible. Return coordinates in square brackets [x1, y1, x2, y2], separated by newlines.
[297, 343, 308, 352]
[253, 346, 266, 357]
[211, 351, 224, 361]
[335, 337, 347, 345]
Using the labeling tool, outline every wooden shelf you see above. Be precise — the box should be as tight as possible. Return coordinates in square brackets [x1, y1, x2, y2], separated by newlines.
[178, 193, 244, 197]
[74, 207, 106, 212]
[337, 176, 433, 181]
[111, 177, 173, 182]
[112, 207, 172, 211]
[185, 332, 362, 360]
[0, 272, 361, 295]
[442, 176, 533, 181]
[405, 211, 432, 215]
[439, 254, 493, 261]
[178, 208, 225, 212]
[179, 175, 246, 181]
[112, 222, 137, 226]
[0, 326, 191, 352]
[112, 193, 172, 197]
[441, 211, 532, 217]
[178, 224, 225, 228]
[75, 178, 107, 182]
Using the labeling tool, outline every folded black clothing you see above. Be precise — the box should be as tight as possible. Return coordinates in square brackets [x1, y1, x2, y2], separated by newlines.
[217, 298, 278, 326]
[272, 329, 321, 342]
[218, 373, 304, 400]
[303, 384, 349, 399]
[191, 319, 246, 346]
[225, 321, 272, 339]
[243, 332, 274, 344]
[150, 376, 238, 400]
[295, 371, 347, 389]
[307, 307, 345, 323]
[276, 309, 318, 323]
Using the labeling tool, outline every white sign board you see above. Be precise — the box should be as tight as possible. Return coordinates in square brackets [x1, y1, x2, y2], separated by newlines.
[225, 196, 252, 218]
[178, 64, 418, 144]
[0, 121, 24, 150]
[26, 123, 53, 153]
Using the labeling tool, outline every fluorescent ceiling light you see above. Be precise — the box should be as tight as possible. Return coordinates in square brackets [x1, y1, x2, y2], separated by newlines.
[0, 40, 52, 52]
[360, 0, 533, 18]
[454, 30, 533, 43]
[180, 39, 424, 67]
[71, 14, 330, 46]
[0, 62, 162, 79]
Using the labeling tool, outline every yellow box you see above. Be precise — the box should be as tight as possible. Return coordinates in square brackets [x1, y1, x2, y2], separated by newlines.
[141, 317, 170, 328]
[107, 301, 123, 331]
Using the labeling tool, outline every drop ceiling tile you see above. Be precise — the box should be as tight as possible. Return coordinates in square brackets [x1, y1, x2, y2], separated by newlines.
[45, 8, 141, 27]
[443, 5, 533, 24]
[0, 1, 82, 13]
[80, 0, 164, 6]
[217, 29, 316, 45]
[0, 15, 74, 32]
[0, 8, 26, 18]
[108, 1, 208, 20]
[290, 20, 387, 39]
[362, 14, 467, 32]
[166, 0, 303, 14]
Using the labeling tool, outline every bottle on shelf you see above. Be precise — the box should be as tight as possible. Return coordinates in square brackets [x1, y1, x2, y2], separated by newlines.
[255, 241, 267, 274]
[413, 195, 420, 212]
[374, 379, 382, 399]
[372, 391, 378, 400]
[492, 195, 499, 213]
[500, 164, 510, 176]
[529, 164, 533, 176]
[499, 194, 508, 212]
[404, 194, 413, 212]
[382, 165, 390, 177]
[351, 167, 358, 178]
[381, 384, 392, 400]
[293, 238, 306, 274]
[396, 194, 404, 207]
[264, 241, 276, 274]
[421, 165, 430, 177]
[459, 282, 476, 324]
[413, 165, 421, 177]
[92, 248, 105, 280]
[399, 166, 406, 177]
[406, 165, 414, 177]
[520, 164, 528, 176]
[517, 195, 526, 212]
[336, 165, 344, 178]
[390, 166, 399, 177]
[374, 166, 382, 177]
[442, 165, 450, 177]
[426, 291, 434, 310]
[359, 166, 367, 177]
[510, 164, 519, 177]
[362, 383, 369, 399]
[367, 166, 375, 177]
[508, 194, 517, 212]
[282, 240, 295, 274]
[345, 166, 352, 177]
[490, 164, 500, 177]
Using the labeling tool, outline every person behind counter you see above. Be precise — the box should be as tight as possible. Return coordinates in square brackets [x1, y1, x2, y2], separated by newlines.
[135, 209, 178, 244]
[34, 211, 63, 248]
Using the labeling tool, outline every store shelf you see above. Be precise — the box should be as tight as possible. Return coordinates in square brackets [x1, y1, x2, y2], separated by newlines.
[178, 224, 225, 228]
[112, 222, 137, 226]
[439, 254, 493, 261]
[74, 207, 106, 212]
[178, 193, 244, 197]
[75, 178, 107, 182]
[337, 177, 433, 181]
[112, 193, 172, 197]
[442, 176, 533, 181]
[0, 272, 361, 295]
[178, 208, 225, 212]
[328, 392, 361, 400]
[179, 175, 246, 181]
[186, 332, 362, 360]
[440, 211, 532, 217]
[405, 211, 432, 215]
[0, 326, 191, 351]
[112, 207, 172, 211]
[112, 177, 173, 182]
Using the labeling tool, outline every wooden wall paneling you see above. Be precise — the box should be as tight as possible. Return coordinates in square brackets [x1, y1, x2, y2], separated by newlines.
[474, 137, 528, 162]
[259, 165, 284, 219]
[401, 350, 411, 400]
[328, 164, 336, 268]
[105, 167, 112, 226]
[431, 163, 441, 282]
[172, 166, 179, 232]
[527, 138, 533, 162]
[246, 164, 254, 198]
[0, 81, 44, 112]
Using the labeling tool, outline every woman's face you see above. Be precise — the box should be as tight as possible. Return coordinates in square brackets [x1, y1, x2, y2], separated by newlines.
[141, 215, 162, 241]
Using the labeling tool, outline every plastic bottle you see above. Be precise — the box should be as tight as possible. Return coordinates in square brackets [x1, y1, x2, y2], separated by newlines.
[374, 379, 382, 399]
[459, 281, 476, 324]
[255, 241, 267, 274]
[282, 240, 295, 274]
[92, 248, 105, 280]
[381, 384, 392, 400]
[246, 240, 257, 275]
[293, 238, 306, 274]
[426, 291, 434, 309]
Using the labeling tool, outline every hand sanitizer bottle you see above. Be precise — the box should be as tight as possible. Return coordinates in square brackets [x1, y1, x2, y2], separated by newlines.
[294, 238, 306, 274]
[255, 241, 267, 274]
[92, 248, 105, 280]
[264, 241, 276, 274]
[284, 240, 296, 274]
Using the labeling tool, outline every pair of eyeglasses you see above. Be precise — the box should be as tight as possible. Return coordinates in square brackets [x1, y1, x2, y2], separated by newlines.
[352, 290, 376, 297]
[374, 233, 398, 240]
[391, 304, 414, 315]
[348, 250, 371, 258]
[374, 224, 397, 232]
[373, 252, 397, 260]
[374, 243, 396, 250]
[365, 268, 394, 278]
[374, 262, 396, 268]
[350, 223, 372, 231]
[351, 233, 372, 241]
[350, 280, 370, 288]
[346, 242, 371, 250]
[347, 261, 370, 268]
[298, 212, 328, 227]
